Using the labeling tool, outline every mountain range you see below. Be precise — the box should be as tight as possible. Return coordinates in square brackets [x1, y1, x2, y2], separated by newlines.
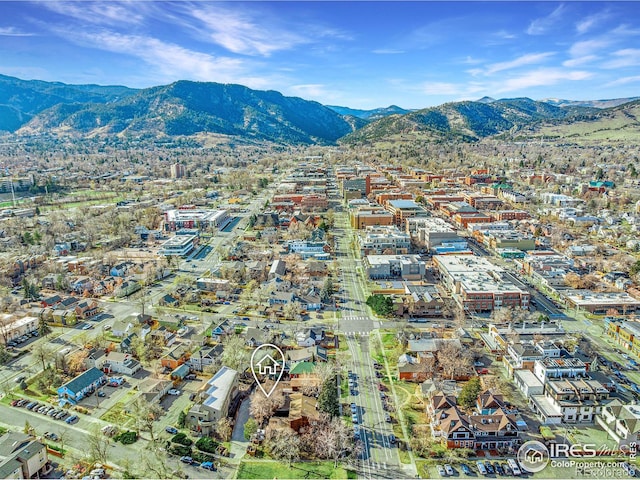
[0, 73, 638, 145]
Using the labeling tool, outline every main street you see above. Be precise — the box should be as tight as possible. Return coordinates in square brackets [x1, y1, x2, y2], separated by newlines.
[332, 206, 417, 479]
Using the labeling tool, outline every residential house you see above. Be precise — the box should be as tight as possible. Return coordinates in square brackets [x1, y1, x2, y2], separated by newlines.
[245, 327, 276, 348]
[137, 378, 173, 404]
[161, 344, 191, 370]
[189, 344, 224, 371]
[0, 432, 49, 479]
[149, 327, 176, 347]
[101, 351, 142, 376]
[57, 367, 106, 406]
[288, 392, 321, 432]
[111, 320, 133, 338]
[209, 319, 232, 342]
[596, 399, 640, 448]
[40, 295, 62, 308]
[74, 300, 99, 319]
[427, 391, 521, 452]
[70, 276, 93, 294]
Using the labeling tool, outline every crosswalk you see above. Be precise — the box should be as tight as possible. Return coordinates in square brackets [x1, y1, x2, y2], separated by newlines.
[344, 331, 370, 337]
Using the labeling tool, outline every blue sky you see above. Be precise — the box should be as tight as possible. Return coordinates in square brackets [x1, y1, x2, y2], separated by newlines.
[1, 1, 639, 109]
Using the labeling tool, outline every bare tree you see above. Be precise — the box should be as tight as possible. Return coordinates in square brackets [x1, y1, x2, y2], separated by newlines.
[32, 343, 52, 372]
[131, 396, 164, 442]
[249, 384, 285, 424]
[87, 424, 110, 464]
[66, 350, 88, 375]
[265, 426, 301, 466]
[220, 335, 250, 372]
[215, 417, 233, 442]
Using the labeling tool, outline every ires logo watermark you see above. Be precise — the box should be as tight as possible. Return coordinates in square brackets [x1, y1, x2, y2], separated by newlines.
[517, 441, 638, 476]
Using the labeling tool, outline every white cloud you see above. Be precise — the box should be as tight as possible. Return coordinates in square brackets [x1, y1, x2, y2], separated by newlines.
[183, 4, 311, 57]
[563, 55, 598, 67]
[569, 38, 612, 58]
[601, 48, 640, 69]
[0, 26, 34, 36]
[484, 52, 556, 75]
[604, 75, 640, 87]
[40, 1, 145, 26]
[496, 68, 592, 92]
[576, 10, 610, 35]
[288, 84, 329, 98]
[527, 4, 566, 35]
[461, 56, 484, 65]
[60, 28, 251, 84]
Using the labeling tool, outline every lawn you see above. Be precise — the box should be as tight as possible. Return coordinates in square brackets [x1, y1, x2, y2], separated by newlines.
[236, 460, 354, 479]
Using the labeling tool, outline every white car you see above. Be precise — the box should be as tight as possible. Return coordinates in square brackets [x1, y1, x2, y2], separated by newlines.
[168, 389, 181, 395]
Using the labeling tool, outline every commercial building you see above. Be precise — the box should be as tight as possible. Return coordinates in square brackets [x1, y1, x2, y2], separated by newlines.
[385, 199, 428, 227]
[358, 226, 411, 256]
[563, 290, 640, 315]
[406, 217, 459, 249]
[350, 208, 394, 229]
[364, 255, 426, 280]
[164, 207, 228, 231]
[0, 314, 38, 345]
[159, 234, 198, 257]
[434, 255, 529, 312]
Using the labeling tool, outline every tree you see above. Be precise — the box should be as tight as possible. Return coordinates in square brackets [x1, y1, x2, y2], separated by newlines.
[66, 350, 88, 375]
[311, 415, 355, 467]
[265, 427, 301, 466]
[436, 341, 471, 380]
[22, 278, 39, 301]
[249, 384, 284, 424]
[38, 316, 50, 338]
[244, 417, 258, 440]
[220, 335, 250, 372]
[32, 343, 52, 372]
[320, 277, 336, 304]
[131, 396, 164, 442]
[366, 294, 395, 317]
[458, 377, 482, 409]
[216, 417, 233, 442]
[318, 376, 339, 417]
[87, 424, 110, 464]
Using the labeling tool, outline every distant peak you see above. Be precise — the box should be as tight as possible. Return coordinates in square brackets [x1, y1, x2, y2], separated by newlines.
[476, 96, 496, 104]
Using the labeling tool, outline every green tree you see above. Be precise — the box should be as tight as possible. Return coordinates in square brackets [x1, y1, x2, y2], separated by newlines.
[318, 377, 339, 417]
[320, 277, 335, 304]
[366, 294, 395, 317]
[244, 417, 258, 440]
[630, 260, 640, 277]
[458, 377, 482, 409]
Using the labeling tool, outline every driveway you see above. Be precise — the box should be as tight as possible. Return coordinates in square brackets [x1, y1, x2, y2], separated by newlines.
[229, 396, 251, 461]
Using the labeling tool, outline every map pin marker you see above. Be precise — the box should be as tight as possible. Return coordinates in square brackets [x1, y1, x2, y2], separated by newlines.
[250, 343, 286, 397]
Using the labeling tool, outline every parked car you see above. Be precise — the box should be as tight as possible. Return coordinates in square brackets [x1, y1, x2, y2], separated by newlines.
[15, 376, 26, 384]
[385, 413, 392, 423]
[180, 456, 193, 464]
[165, 426, 178, 434]
[350, 403, 357, 414]
[476, 461, 488, 475]
[65, 415, 78, 424]
[437, 465, 446, 477]
[200, 462, 216, 471]
[444, 464, 454, 476]
[460, 463, 472, 475]
[494, 462, 504, 475]
[351, 413, 359, 424]
[389, 434, 396, 444]
[44, 432, 59, 441]
[55, 411, 69, 420]
[485, 462, 495, 474]
[168, 389, 181, 395]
